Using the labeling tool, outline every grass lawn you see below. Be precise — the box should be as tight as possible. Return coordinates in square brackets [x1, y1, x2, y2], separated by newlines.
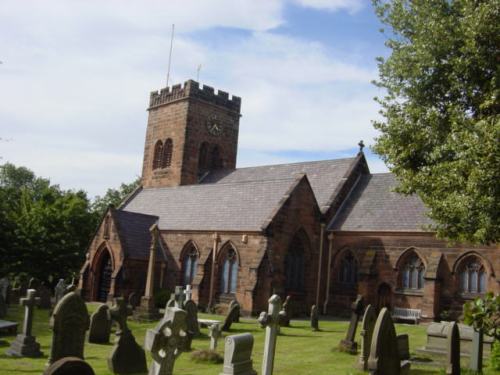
[0, 303, 497, 374]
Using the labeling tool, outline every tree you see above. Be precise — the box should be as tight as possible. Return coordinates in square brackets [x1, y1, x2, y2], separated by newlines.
[91, 177, 141, 215]
[372, 0, 500, 244]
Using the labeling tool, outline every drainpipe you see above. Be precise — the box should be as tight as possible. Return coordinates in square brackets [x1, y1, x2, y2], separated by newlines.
[315, 223, 325, 307]
[208, 232, 220, 310]
[323, 233, 334, 314]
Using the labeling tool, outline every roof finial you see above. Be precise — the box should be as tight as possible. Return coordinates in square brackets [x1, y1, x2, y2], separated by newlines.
[358, 140, 365, 153]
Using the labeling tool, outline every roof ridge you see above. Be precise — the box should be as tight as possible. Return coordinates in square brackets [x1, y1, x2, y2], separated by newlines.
[231, 156, 357, 172]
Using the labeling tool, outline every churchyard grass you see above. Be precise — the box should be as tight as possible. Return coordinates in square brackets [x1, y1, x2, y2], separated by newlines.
[0, 303, 497, 374]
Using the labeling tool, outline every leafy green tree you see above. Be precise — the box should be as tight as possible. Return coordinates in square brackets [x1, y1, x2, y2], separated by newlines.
[372, 0, 500, 244]
[91, 177, 141, 215]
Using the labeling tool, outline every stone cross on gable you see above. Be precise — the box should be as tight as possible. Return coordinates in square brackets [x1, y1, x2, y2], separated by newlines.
[208, 322, 222, 351]
[110, 297, 132, 332]
[258, 294, 281, 375]
[145, 307, 188, 375]
[21, 289, 40, 337]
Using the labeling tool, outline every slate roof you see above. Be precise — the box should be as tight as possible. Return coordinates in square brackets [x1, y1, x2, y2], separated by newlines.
[111, 209, 162, 260]
[202, 158, 356, 213]
[122, 176, 306, 232]
[329, 173, 434, 232]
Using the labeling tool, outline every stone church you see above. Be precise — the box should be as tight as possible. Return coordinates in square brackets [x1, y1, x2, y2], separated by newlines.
[79, 79, 498, 320]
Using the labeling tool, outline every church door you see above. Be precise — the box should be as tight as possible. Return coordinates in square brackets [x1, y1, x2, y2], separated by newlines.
[97, 251, 113, 302]
[377, 283, 392, 312]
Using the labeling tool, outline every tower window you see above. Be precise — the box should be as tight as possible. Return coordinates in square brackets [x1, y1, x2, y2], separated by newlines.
[152, 140, 163, 170]
[161, 138, 173, 168]
[458, 256, 487, 294]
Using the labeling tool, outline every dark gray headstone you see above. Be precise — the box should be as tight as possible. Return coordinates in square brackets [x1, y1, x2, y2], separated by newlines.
[222, 301, 241, 331]
[44, 357, 95, 375]
[339, 294, 364, 354]
[128, 292, 140, 310]
[446, 321, 460, 375]
[0, 293, 6, 319]
[49, 292, 90, 364]
[38, 282, 52, 309]
[229, 299, 240, 323]
[89, 304, 112, 344]
[183, 299, 200, 336]
[0, 276, 9, 302]
[310, 304, 319, 331]
[358, 304, 376, 370]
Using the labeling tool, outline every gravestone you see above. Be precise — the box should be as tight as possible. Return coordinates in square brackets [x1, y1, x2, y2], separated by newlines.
[145, 307, 188, 375]
[446, 321, 460, 375]
[54, 279, 67, 305]
[0, 293, 6, 318]
[470, 329, 483, 372]
[28, 277, 39, 290]
[258, 294, 281, 375]
[175, 285, 186, 307]
[184, 299, 200, 336]
[128, 292, 140, 310]
[279, 295, 291, 327]
[49, 291, 90, 364]
[222, 300, 240, 332]
[108, 297, 147, 374]
[367, 307, 411, 375]
[358, 304, 377, 370]
[209, 322, 222, 351]
[310, 305, 319, 331]
[166, 293, 176, 308]
[185, 285, 193, 301]
[0, 276, 9, 302]
[339, 294, 364, 353]
[6, 289, 43, 357]
[89, 304, 112, 344]
[228, 299, 240, 323]
[220, 333, 257, 375]
[44, 357, 95, 375]
[38, 282, 52, 309]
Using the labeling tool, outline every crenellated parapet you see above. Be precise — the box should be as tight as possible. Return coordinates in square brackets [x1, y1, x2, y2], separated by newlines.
[149, 80, 241, 113]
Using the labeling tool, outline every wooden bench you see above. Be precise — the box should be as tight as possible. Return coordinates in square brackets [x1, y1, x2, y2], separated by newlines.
[392, 307, 421, 324]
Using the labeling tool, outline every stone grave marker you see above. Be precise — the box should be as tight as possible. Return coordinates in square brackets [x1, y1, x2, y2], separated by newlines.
[220, 333, 257, 375]
[89, 304, 112, 344]
[166, 292, 176, 309]
[279, 295, 291, 327]
[185, 285, 192, 301]
[38, 282, 52, 309]
[470, 329, 483, 372]
[184, 299, 200, 336]
[0, 292, 6, 318]
[54, 279, 67, 305]
[108, 297, 147, 374]
[6, 289, 43, 357]
[310, 304, 319, 331]
[0, 276, 9, 302]
[209, 322, 222, 351]
[145, 306, 188, 375]
[128, 292, 140, 310]
[44, 357, 95, 375]
[222, 300, 241, 332]
[49, 291, 90, 364]
[175, 285, 186, 307]
[358, 304, 377, 370]
[258, 294, 281, 375]
[367, 307, 411, 375]
[446, 321, 460, 375]
[339, 294, 364, 353]
[28, 277, 39, 290]
[228, 299, 240, 322]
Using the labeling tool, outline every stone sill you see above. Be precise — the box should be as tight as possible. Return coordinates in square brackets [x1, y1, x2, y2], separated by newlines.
[459, 292, 486, 300]
[394, 289, 424, 297]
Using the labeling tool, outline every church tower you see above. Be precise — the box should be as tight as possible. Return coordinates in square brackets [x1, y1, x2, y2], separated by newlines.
[141, 80, 241, 188]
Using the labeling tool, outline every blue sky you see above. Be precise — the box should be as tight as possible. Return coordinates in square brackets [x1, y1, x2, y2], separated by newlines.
[0, 0, 390, 197]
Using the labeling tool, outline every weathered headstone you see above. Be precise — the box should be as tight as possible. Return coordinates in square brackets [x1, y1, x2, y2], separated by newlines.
[6, 289, 43, 357]
[185, 285, 193, 301]
[220, 333, 257, 375]
[0, 276, 9, 302]
[209, 322, 222, 351]
[89, 304, 112, 344]
[128, 292, 140, 310]
[44, 357, 96, 375]
[228, 299, 240, 323]
[258, 294, 281, 375]
[446, 321, 460, 375]
[184, 299, 200, 336]
[108, 297, 147, 374]
[339, 294, 364, 354]
[49, 291, 89, 364]
[38, 282, 52, 309]
[279, 295, 291, 327]
[358, 304, 377, 370]
[54, 279, 67, 305]
[310, 305, 319, 331]
[470, 329, 483, 372]
[145, 306, 188, 375]
[28, 277, 39, 290]
[222, 300, 241, 332]
[367, 307, 411, 375]
[0, 293, 6, 318]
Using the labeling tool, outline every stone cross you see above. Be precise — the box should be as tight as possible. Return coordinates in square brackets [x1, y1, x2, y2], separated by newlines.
[310, 305, 319, 331]
[175, 285, 186, 308]
[446, 321, 460, 375]
[184, 285, 192, 301]
[358, 304, 377, 370]
[279, 295, 291, 327]
[470, 328, 483, 372]
[339, 294, 363, 353]
[6, 289, 43, 357]
[220, 333, 257, 375]
[145, 307, 188, 375]
[258, 294, 281, 375]
[209, 322, 222, 350]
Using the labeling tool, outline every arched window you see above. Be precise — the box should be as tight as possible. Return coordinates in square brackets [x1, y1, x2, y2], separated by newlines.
[198, 142, 209, 178]
[458, 256, 487, 294]
[400, 253, 425, 290]
[285, 233, 306, 292]
[211, 145, 222, 170]
[152, 140, 163, 170]
[182, 245, 198, 286]
[161, 138, 173, 168]
[339, 251, 358, 285]
[220, 248, 238, 294]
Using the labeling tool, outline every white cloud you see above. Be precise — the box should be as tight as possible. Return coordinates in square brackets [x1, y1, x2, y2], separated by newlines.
[291, 0, 364, 13]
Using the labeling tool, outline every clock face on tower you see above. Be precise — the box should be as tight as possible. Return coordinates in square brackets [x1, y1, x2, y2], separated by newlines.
[206, 114, 224, 136]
